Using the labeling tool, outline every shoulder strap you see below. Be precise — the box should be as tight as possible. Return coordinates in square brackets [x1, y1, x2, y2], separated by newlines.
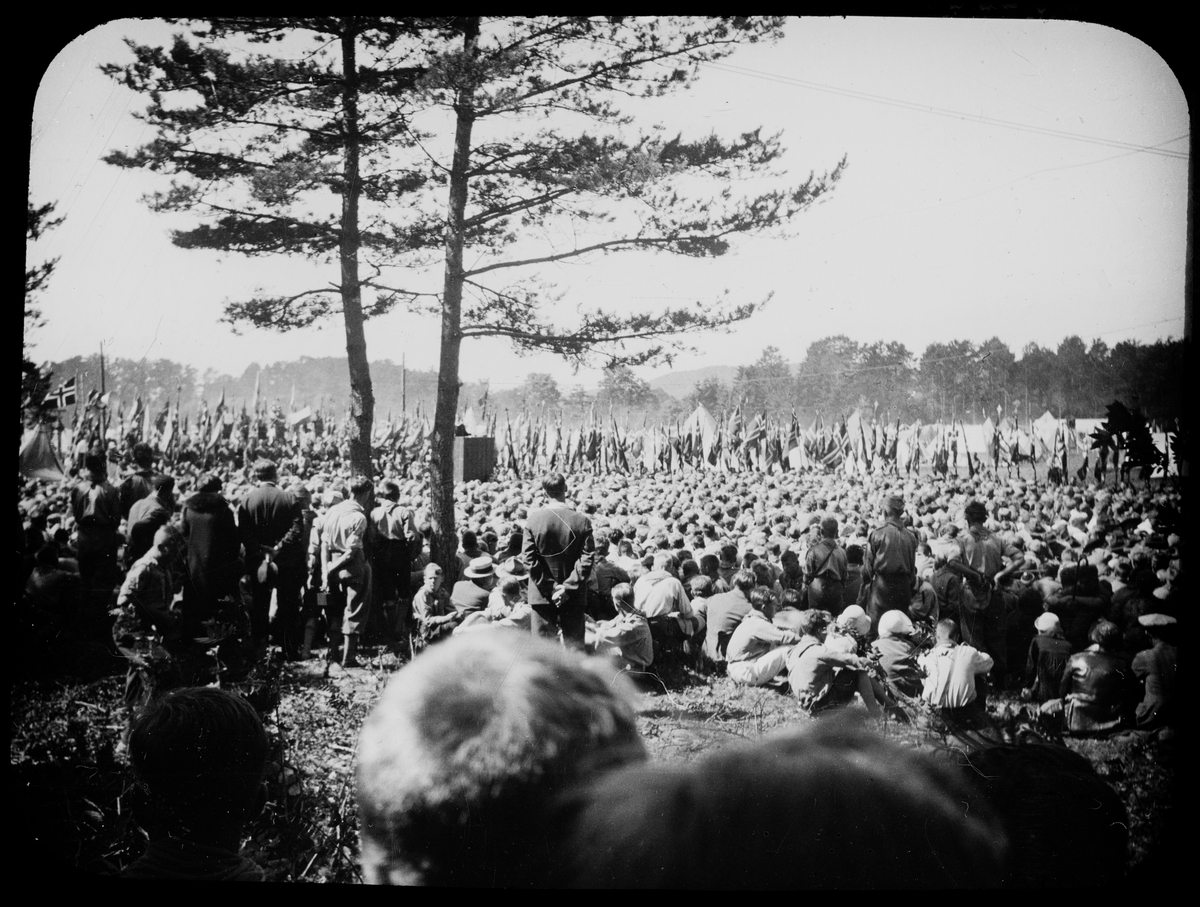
[791, 639, 819, 661]
[810, 542, 835, 578]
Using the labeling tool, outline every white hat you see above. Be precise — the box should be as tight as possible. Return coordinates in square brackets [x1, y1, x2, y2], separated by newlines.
[877, 611, 914, 638]
[1034, 612, 1061, 633]
[463, 556, 496, 579]
[837, 605, 870, 636]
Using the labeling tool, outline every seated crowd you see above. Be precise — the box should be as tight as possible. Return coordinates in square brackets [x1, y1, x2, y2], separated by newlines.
[16, 440, 1182, 883]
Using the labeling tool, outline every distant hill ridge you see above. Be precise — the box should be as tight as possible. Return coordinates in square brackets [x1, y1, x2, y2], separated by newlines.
[646, 364, 740, 400]
[49, 351, 752, 414]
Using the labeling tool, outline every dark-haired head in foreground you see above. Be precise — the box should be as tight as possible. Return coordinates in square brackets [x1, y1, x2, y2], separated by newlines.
[547, 718, 1007, 889]
[124, 687, 268, 881]
[950, 741, 1127, 888]
[356, 629, 646, 886]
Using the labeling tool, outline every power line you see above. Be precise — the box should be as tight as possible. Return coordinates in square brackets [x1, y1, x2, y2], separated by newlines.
[702, 61, 1189, 161]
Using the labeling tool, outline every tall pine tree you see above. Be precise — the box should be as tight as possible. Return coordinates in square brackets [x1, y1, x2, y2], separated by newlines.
[412, 17, 845, 575]
[102, 17, 458, 476]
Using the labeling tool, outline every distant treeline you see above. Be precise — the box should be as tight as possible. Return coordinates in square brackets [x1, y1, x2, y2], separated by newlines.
[711, 335, 1186, 427]
[45, 333, 1184, 429]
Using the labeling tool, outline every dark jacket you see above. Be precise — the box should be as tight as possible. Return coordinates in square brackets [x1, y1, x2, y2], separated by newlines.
[1060, 647, 1129, 734]
[125, 495, 171, 567]
[182, 492, 243, 601]
[703, 589, 751, 661]
[1046, 588, 1107, 651]
[237, 483, 305, 568]
[521, 502, 594, 606]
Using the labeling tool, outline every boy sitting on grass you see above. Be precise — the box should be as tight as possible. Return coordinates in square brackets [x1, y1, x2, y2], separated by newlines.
[124, 687, 269, 881]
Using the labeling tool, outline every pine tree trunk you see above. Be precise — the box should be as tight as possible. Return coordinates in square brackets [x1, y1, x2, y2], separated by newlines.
[430, 18, 481, 581]
[339, 19, 375, 479]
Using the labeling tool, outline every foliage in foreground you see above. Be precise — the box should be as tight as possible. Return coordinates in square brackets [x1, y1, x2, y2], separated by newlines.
[11, 651, 1176, 882]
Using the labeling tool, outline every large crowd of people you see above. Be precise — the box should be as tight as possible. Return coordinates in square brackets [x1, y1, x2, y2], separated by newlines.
[16, 434, 1183, 884]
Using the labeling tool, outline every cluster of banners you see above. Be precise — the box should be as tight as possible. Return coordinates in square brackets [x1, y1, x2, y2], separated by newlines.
[32, 370, 437, 475]
[478, 404, 1125, 480]
[25, 375, 1175, 485]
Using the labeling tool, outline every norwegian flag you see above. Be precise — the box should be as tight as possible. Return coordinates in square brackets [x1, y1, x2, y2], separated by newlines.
[44, 376, 77, 409]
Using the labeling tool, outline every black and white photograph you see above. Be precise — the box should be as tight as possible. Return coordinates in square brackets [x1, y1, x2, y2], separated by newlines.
[20, 15, 1187, 886]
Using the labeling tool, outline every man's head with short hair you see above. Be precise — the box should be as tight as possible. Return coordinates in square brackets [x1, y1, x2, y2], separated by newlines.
[84, 452, 107, 479]
[152, 474, 175, 498]
[652, 550, 676, 574]
[798, 609, 831, 638]
[461, 529, 478, 550]
[820, 517, 839, 539]
[128, 687, 268, 845]
[687, 574, 714, 600]
[152, 523, 184, 556]
[357, 631, 646, 886]
[132, 442, 155, 468]
[750, 560, 773, 588]
[936, 618, 961, 643]
[593, 528, 611, 556]
[382, 480, 400, 502]
[253, 459, 278, 483]
[964, 501, 988, 525]
[749, 586, 774, 616]
[542, 472, 567, 499]
[611, 582, 634, 611]
[423, 562, 444, 588]
[1089, 619, 1121, 650]
[731, 569, 756, 595]
[349, 475, 373, 500]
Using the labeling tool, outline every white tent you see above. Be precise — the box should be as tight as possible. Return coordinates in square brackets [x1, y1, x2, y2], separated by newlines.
[19, 425, 66, 482]
[681, 404, 718, 460]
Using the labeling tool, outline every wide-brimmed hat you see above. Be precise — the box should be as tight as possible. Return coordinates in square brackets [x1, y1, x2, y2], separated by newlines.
[463, 555, 495, 579]
[497, 557, 529, 580]
[1138, 613, 1176, 628]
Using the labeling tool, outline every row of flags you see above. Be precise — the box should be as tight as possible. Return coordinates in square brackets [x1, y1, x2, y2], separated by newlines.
[40, 370, 1165, 482]
[481, 403, 1099, 479]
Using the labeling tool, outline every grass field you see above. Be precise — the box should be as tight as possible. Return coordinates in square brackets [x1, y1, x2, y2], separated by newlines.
[10, 643, 1178, 884]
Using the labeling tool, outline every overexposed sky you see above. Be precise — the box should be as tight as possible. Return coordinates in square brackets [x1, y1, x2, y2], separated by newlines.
[27, 17, 1189, 392]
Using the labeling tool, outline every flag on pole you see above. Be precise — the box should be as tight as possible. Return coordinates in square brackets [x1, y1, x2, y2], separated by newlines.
[44, 376, 77, 409]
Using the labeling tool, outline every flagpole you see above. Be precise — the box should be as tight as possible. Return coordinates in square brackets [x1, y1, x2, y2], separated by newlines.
[99, 343, 107, 447]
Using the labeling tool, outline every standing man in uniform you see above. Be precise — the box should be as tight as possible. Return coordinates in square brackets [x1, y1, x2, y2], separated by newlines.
[118, 442, 159, 520]
[238, 459, 306, 658]
[521, 472, 595, 650]
[72, 452, 124, 638]
[371, 480, 418, 641]
[805, 517, 848, 614]
[861, 493, 919, 636]
[951, 500, 1026, 681]
[322, 475, 374, 667]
